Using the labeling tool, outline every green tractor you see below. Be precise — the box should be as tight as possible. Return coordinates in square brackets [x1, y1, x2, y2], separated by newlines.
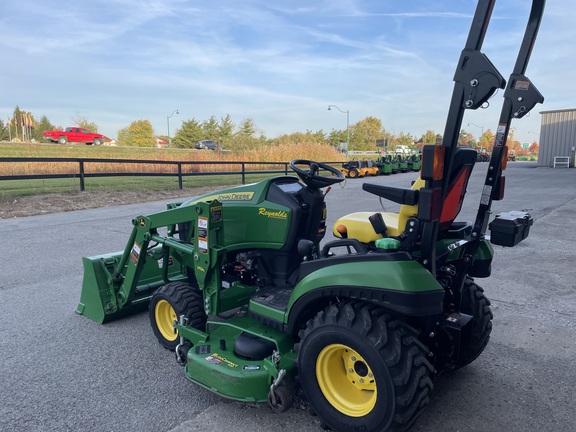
[376, 153, 398, 175]
[77, 1, 545, 431]
[407, 152, 422, 172]
[396, 154, 409, 173]
[374, 155, 391, 175]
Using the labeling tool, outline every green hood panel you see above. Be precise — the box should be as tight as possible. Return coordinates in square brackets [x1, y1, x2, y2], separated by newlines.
[180, 176, 298, 249]
[181, 176, 297, 207]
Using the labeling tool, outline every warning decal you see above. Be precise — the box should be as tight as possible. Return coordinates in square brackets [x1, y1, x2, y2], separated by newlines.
[130, 242, 141, 265]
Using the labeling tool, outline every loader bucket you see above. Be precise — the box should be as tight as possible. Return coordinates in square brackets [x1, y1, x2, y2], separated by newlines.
[77, 249, 180, 323]
[77, 252, 140, 323]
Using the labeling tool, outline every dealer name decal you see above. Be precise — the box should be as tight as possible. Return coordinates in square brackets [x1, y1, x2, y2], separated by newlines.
[258, 208, 288, 219]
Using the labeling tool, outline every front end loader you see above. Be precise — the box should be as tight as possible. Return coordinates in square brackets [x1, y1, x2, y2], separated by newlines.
[77, 1, 545, 431]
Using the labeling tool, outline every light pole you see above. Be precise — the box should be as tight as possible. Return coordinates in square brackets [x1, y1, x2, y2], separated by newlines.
[328, 105, 349, 158]
[167, 109, 179, 147]
[467, 122, 484, 147]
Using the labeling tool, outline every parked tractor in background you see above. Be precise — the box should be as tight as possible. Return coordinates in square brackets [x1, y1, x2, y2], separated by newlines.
[407, 153, 422, 171]
[76, 1, 545, 431]
[376, 154, 399, 175]
[339, 159, 379, 178]
[396, 154, 409, 172]
[477, 147, 490, 162]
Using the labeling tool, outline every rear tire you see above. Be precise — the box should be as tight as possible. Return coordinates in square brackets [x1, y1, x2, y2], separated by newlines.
[456, 278, 493, 368]
[58, 136, 67, 144]
[348, 168, 359, 179]
[297, 301, 433, 432]
[149, 281, 207, 350]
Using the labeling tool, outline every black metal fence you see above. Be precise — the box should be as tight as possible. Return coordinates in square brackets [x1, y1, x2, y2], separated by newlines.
[0, 157, 340, 191]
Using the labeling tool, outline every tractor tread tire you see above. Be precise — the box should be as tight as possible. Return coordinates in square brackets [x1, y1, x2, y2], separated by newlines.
[149, 281, 207, 350]
[348, 168, 359, 179]
[456, 278, 493, 368]
[297, 301, 433, 432]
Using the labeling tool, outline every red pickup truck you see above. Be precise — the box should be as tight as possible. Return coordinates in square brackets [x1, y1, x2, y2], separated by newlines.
[43, 127, 105, 145]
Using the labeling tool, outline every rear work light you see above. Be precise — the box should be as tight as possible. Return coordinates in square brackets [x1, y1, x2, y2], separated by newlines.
[421, 145, 445, 181]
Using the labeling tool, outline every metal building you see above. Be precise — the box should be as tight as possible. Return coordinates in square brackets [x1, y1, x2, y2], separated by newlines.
[538, 108, 576, 167]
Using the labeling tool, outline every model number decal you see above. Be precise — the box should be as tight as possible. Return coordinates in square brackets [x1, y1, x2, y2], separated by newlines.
[205, 353, 238, 368]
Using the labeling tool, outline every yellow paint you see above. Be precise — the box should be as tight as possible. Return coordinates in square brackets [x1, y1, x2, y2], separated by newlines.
[316, 344, 377, 417]
[154, 300, 178, 341]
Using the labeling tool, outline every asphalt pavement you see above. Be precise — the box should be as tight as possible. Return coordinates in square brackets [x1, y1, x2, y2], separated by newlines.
[0, 162, 575, 432]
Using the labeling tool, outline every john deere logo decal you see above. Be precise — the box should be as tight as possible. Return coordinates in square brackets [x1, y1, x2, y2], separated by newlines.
[258, 208, 288, 219]
[189, 192, 254, 205]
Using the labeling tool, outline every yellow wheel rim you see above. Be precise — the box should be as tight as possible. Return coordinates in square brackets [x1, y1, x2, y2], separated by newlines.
[155, 300, 178, 341]
[316, 344, 377, 417]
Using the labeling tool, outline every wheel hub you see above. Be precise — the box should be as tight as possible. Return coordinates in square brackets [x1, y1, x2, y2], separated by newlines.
[155, 299, 178, 341]
[316, 344, 377, 417]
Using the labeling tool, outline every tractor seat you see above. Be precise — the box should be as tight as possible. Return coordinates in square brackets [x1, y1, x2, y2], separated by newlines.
[334, 212, 402, 241]
[333, 178, 424, 241]
[333, 147, 477, 243]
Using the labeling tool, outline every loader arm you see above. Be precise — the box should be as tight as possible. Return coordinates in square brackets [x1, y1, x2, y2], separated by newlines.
[116, 200, 224, 308]
[77, 200, 224, 323]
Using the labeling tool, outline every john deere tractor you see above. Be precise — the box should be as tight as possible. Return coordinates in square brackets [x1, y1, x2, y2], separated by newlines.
[77, 1, 545, 431]
[407, 152, 422, 172]
[376, 153, 398, 175]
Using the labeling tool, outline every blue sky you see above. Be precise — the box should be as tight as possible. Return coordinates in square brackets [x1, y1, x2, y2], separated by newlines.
[1, 0, 573, 145]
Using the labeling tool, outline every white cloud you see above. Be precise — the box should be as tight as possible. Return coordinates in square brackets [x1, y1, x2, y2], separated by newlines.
[0, 0, 571, 144]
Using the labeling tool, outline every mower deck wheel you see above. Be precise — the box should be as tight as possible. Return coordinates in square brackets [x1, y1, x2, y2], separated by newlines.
[268, 384, 293, 413]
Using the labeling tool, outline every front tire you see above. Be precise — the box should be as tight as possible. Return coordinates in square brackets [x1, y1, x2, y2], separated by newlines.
[297, 301, 433, 432]
[149, 281, 207, 350]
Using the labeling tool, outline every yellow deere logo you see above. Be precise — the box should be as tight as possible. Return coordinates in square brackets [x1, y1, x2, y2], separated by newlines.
[189, 192, 254, 204]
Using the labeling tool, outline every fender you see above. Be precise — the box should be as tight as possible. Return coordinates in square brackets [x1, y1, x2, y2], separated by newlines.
[285, 254, 444, 333]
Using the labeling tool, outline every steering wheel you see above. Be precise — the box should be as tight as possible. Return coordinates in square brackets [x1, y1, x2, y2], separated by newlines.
[289, 159, 345, 189]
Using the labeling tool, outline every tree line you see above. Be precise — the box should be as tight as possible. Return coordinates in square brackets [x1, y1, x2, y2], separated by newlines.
[1, 106, 98, 142]
[1, 105, 537, 154]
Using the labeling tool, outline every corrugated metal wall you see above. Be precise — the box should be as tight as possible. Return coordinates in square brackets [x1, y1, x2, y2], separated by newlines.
[538, 109, 576, 167]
